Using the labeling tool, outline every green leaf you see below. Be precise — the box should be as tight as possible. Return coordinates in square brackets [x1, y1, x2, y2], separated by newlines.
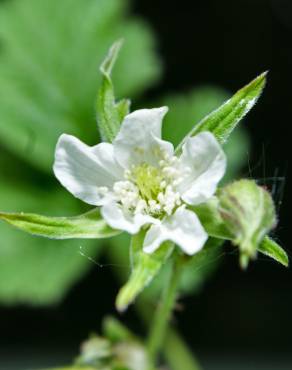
[116, 231, 174, 312]
[0, 177, 103, 305]
[103, 316, 135, 342]
[0, 0, 161, 305]
[218, 179, 276, 268]
[100, 39, 123, 77]
[192, 197, 233, 240]
[0, 208, 120, 240]
[0, 0, 161, 171]
[116, 98, 131, 123]
[258, 237, 288, 267]
[97, 40, 131, 142]
[46, 367, 95, 370]
[176, 72, 267, 152]
[161, 87, 250, 182]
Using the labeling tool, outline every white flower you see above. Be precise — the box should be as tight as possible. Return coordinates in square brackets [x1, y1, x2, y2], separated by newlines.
[53, 107, 226, 255]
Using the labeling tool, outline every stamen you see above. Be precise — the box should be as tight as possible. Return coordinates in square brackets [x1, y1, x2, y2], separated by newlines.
[112, 152, 185, 217]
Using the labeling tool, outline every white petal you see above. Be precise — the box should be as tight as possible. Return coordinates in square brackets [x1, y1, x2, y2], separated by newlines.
[113, 107, 173, 168]
[143, 206, 208, 255]
[101, 201, 157, 234]
[178, 132, 226, 205]
[53, 134, 123, 206]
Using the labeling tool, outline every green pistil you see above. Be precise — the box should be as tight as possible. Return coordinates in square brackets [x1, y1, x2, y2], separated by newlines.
[132, 164, 163, 201]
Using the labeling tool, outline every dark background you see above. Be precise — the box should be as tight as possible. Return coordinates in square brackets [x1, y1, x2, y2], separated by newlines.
[1, 0, 292, 368]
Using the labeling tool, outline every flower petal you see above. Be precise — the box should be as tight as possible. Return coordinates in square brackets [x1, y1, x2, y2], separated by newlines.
[178, 132, 226, 205]
[113, 107, 173, 168]
[101, 201, 157, 234]
[53, 134, 123, 206]
[143, 206, 208, 255]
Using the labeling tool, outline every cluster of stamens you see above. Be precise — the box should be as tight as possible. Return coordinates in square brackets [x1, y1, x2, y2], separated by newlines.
[98, 152, 191, 218]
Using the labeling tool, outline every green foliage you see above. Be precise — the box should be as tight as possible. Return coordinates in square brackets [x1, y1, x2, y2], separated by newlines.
[97, 40, 131, 142]
[176, 72, 266, 153]
[192, 198, 233, 240]
[0, 208, 120, 239]
[0, 0, 161, 171]
[258, 237, 289, 267]
[115, 231, 174, 312]
[161, 87, 250, 182]
[103, 316, 135, 343]
[0, 0, 269, 308]
[0, 178, 101, 305]
[0, 0, 161, 305]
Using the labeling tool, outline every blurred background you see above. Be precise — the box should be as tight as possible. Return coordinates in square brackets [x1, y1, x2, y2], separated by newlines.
[0, 0, 291, 369]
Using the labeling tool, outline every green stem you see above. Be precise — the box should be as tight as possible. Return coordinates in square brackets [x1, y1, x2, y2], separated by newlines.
[106, 245, 204, 370]
[164, 328, 203, 370]
[147, 257, 182, 367]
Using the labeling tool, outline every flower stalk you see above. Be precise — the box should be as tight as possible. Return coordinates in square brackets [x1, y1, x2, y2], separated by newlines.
[147, 255, 183, 368]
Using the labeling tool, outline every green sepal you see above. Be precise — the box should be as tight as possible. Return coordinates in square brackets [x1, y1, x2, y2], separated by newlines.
[176, 72, 267, 152]
[192, 197, 233, 240]
[116, 231, 174, 312]
[116, 98, 131, 123]
[0, 208, 121, 239]
[97, 40, 131, 143]
[218, 179, 276, 268]
[258, 237, 288, 267]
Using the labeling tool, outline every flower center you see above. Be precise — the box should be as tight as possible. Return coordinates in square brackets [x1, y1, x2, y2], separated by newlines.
[131, 163, 163, 201]
[105, 154, 186, 217]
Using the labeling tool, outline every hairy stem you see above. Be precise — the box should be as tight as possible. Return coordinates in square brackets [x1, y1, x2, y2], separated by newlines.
[106, 246, 204, 370]
[147, 258, 182, 367]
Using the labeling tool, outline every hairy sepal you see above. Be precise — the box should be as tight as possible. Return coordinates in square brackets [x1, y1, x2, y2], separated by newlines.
[0, 208, 120, 240]
[97, 40, 131, 142]
[116, 231, 174, 312]
[176, 72, 267, 153]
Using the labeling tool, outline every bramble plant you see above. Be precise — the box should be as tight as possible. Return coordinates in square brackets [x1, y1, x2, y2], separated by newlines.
[0, 41, 288, 370]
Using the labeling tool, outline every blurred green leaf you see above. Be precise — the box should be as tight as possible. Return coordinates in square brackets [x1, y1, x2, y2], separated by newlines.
[48, 367, 96, 370]
[115, 231, 173, 312]
[0, 208, 120, 240]
[97, 40, 130, 142]
[176, 72, 266, 152]
[0, 0, 161, 306]
[0, 0, 161, 171]
[258, 237, 288, 267]
[0, 179, 101, 305]
[103, 316, 135, 343]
